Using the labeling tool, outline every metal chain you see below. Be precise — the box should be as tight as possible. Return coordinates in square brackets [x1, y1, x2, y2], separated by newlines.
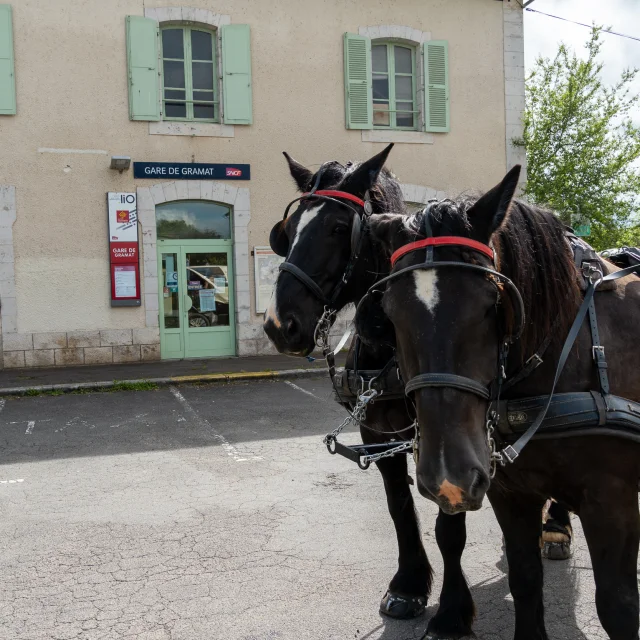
[360, 439, 415, 465]
[485, 411, 505, 478]
[323, 388, 379, 446]
[314, 306, 336, 348]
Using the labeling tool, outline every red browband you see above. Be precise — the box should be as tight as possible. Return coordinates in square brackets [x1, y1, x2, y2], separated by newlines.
[391, 236, 494, 267]
[302, 190, 365, 207]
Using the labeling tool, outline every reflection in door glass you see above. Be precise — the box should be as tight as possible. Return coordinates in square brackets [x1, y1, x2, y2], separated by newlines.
[185, 253, 230, 328]
[156, 201, 232, 239]
[161, 253, 180, 328]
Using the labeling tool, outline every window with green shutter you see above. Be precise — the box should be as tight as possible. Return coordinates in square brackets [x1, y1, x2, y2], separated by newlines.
[372, 42, 417, 131]
[161, 26, 218, 122]
[423, 40, 449, 133]
[0, 4, 16, 115]
[343, 33, 372, 130]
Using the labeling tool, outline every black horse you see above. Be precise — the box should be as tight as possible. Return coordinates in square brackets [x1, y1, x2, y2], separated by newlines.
[365, 166, 640, 640]
[264, 145, 477, 638]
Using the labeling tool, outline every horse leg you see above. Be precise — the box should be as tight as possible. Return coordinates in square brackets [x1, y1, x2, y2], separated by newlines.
[489, 488, 548, 640]
[542, 500, 572, 560]
[376, 452, 433, 618]
[424, 511, 475, 639]
[579, 478, 639, 640]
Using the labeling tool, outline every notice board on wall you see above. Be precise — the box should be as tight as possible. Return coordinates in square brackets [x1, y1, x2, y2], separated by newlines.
[107, 193, 141, 307]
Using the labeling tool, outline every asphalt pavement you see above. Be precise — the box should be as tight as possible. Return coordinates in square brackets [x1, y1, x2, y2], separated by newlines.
[0, 377, 617, 639]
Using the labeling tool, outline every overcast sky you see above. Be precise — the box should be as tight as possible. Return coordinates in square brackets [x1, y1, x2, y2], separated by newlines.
[524, 0, 640, 123]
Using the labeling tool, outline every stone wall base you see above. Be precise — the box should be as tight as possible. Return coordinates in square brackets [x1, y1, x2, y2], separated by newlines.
[2, 320, 351, 368]
[1, 328, 160, 369]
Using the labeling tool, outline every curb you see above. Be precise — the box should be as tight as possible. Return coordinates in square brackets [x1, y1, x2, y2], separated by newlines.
[0, 366, 328, 397]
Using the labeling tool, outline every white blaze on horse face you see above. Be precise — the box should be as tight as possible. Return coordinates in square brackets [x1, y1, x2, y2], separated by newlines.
[413, 270, 439, 314]
[264, 205, 322, 329]
[264, 288, 281, 328]
[289, 205, 322, 254]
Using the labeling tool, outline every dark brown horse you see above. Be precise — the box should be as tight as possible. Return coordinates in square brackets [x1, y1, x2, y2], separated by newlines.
[264, 145, 477, 638]
[366, 166, 640, 640]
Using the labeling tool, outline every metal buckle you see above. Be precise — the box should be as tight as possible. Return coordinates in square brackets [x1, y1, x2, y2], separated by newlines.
[582, 262, 604, 287]
[501, 445, 519, 464]
[525, 353, 543, 368]
[592, 345, 605, 361]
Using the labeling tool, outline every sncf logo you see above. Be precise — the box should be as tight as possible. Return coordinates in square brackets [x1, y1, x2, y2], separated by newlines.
[226, 167, 242, 177]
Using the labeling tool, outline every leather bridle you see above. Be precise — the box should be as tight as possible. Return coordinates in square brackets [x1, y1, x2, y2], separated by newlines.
[271, 163, 373, 334]
[359, 231, 525, 403]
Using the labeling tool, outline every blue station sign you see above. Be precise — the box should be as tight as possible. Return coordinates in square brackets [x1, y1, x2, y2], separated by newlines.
[133, 162, 250, 180]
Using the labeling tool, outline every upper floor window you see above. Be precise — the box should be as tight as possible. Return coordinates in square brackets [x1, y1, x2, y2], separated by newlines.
[162, 27, 218, 122]
[343, 32, 449, 134]
[125, 15, 253, 127]
[372, 43, 417, 130]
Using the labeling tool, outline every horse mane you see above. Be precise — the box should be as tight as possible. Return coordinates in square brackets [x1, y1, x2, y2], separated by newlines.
[414, 197, 581, 355]
[307, 161, 407, 215]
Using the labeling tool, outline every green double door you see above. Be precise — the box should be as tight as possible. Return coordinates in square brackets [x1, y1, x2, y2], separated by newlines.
[158, 240, 236, 359]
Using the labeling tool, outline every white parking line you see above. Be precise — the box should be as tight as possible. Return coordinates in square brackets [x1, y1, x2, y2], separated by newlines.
[0, 399, 5, 414]
[25, 421, 35, 435]
[284, 380, 321, 400]
[168, 386, 262, 462]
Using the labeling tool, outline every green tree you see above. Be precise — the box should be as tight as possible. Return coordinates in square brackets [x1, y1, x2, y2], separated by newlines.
[516, 28, 640, 249]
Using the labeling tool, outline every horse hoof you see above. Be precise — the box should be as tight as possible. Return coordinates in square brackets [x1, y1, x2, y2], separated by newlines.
[542, 524, 572, 560]
[542, 540, 572, 560]
[379, 590, 426, 619]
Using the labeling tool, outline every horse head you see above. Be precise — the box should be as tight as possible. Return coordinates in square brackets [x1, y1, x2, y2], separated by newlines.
[263, 143, 403, 356]
[366, 167, 525, 514]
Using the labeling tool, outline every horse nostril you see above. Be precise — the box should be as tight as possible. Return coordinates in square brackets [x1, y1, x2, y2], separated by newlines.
[284, 315, 299, 337]
[468, 468, 490, 499]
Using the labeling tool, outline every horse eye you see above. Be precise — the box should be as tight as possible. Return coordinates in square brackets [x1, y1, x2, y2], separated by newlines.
[332, 224, 349, 235]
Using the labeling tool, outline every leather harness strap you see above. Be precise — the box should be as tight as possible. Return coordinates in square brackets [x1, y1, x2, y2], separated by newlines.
[405, 373, 491, 400]
[502, 262, 640, 462]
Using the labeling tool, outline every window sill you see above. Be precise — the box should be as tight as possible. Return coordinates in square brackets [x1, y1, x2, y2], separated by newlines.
[149, 121, 235, 138]
[362, 130, 434, 144]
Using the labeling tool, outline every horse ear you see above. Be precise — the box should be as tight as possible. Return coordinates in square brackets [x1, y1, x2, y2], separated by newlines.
[368, 213, 408, 258]
[269, 220, 289, 257]
[467, 165, 521, 241]
[343, 143, 394, 197]
[283, 152, 313, 192]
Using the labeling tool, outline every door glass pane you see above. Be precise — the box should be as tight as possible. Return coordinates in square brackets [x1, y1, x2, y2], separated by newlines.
[194, 104, 215, 120]
[165, 102, 187, 118]
[191, 30, 213, 61]
[156, 201, 232, 239]
[372, 45, 388, 72]
[185, 253, 230, 328]
[162, 29, 184, 59]
[394, 46, 412, 74]
[372, 74, 389, 100]
[161, 253, 180, 328]
[396, 102, 414, 128]
[192, 61, 214, 90]
[395, 75, 413, 101]
[373, 101, 390, 126]
[163, 60, 185, 88]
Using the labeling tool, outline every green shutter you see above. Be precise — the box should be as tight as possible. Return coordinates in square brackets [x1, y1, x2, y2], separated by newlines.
[126, 16, 160, 121]
[221, 24, 253, 125]
[343, 33, 372, 130]
[423, 40, 449, 133]
[0, 4, 16, 115]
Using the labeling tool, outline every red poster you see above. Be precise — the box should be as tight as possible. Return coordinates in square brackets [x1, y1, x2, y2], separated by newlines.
[110, 242, 138, 263]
